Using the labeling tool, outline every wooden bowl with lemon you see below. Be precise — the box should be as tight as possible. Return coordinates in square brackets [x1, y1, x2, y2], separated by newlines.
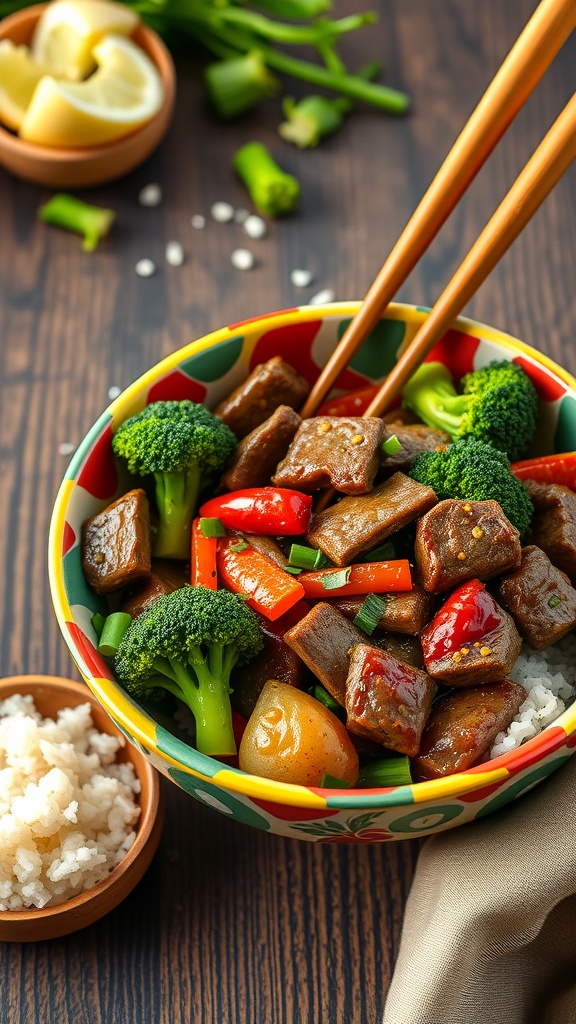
[0, 0, 175, 187]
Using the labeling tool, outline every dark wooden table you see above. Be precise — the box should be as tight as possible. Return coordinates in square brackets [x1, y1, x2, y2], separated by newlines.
[0, 2, 574, 1021]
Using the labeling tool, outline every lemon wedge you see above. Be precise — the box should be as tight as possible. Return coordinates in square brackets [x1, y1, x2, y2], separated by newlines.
[20, 34, 164, 147]
[0, 40, 49, 131]
[31, 0, 139, 80]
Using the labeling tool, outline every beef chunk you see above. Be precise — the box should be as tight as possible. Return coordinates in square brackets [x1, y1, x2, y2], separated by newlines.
[232, 615, 308, 720]
[345, 644, 436, 756]
[525, 480, 576, 582]
[497, 545, 576, 650]
[415, 499, 521, 593]
[214, 357, 309, 438]
[284, 602, 367, 706]
[382, 408, 423, 426]
[220, 405, 301, 490]
[82, 489, 151, 595]
[242, 534, 288, 567]
[421, 579, 522, 687]
[121, 559, 187, 618]
[380, 423, 451, 476]
[413, 681, 526, 780]
[333, 577, 436, 636]
[307, 472, 437, 567]
[273, 416, 387, 495]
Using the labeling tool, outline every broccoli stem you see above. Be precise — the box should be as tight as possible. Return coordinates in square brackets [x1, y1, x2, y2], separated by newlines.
[184, 648, 237, 756]
[402, 362, 468, 437]
[153, 464, 201, 559]
[38, 194, 115, 252]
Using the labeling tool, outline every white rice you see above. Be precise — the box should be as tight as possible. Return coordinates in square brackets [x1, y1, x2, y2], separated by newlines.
[0, 695, 141, 911]
[490, 632, 576, 758]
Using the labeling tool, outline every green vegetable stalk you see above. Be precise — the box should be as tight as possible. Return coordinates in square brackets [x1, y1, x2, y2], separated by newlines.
[38, 194, 115, 252]
[204, 50, 280, 118]
[279, 60, 381, 147]
[234, 140, 300, 216]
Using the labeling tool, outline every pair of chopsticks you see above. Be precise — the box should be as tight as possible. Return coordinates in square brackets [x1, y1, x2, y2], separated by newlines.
[301, 0, 576, 424]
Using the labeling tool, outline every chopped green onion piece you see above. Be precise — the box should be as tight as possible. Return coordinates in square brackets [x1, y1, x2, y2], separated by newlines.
[233, 141, 300, 217]
[320, 567, 351, 590]
[98, 612, 132, 658]
[91, 612, 106, 640]
[359, 539, 396, 562]
[381, 434, 402, 456]
[357, 757, 412, 788]
[200, 517, 226, 538]
[288, 543, 331, 569]
[352, 593, 387, 635]
[38, 194, 115, 252]
[284, 565, 303, 574]
[229, 540, 249, 552]
[320, 772, 351, 789]
[314, 684, 343, 716]
[548, 595, 562, 608]
[205, 50, 280, 119]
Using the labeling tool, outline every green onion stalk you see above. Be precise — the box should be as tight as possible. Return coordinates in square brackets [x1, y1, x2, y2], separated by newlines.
[38, 195, 115, 252]
[279, 60, 381, 147]
[234, 140, 300, 216]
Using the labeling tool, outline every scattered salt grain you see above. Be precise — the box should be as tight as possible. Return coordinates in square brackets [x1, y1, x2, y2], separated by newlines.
[234, 208, 250, 224]
[243, 214, 267, 239]
[211, 201, 235, 223]
[165, 241, 185, 267]
[58, 442, 75, 457]
[191, 214, 206, 230]
[310, 288, 335, 304]
[138, 183, 162, 207]
[231, 248, 255, 270]
[108, 385, 121, 400]
[135, 259, 156, 278]
[291, 269, 313, 288]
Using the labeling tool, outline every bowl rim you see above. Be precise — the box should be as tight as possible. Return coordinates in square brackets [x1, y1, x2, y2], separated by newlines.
[48, 301, 576, 811]
[0, 4, 176, 164]
[0, 673, 162, 925]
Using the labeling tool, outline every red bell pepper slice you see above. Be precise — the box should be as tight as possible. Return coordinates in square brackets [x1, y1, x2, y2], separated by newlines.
[421, 579, 503, 662]
[298, 560, 412, 599]
[511, 452, 576, 490]
[218, 536, 305, 620]
[316, 384, 380, 418]
[200, 487, 312, 536]
[190, 518, 218, 590]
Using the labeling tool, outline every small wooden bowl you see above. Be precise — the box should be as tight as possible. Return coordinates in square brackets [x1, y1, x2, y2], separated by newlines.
[0, 5, 176, 188]
[0, 675, 163, 942]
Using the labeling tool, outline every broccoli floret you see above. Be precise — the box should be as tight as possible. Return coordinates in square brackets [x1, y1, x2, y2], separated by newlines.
[115, 586, 264, 756]
[112, 400, 237, 559]
[410, 438, 533, 536]
[402, 360, 538, 460]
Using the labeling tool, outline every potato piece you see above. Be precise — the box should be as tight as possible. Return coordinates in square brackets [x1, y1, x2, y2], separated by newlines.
[239, 680, 359, 787]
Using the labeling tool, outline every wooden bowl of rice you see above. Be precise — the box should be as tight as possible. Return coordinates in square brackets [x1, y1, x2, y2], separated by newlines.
[0, 674, 163, 942]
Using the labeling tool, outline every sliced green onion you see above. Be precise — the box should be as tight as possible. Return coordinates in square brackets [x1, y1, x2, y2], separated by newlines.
[284, 565, 303, 575]
[38, 194, 115, 252]
[200, 517, 226, 538]
[314, 684, 343, 717]
[359, 539, 396, 562]
[204, 50, 280, 119]
[91, 612, 106, 640]
[381, 434, 402, 456]
[288, 543, 331, 570]
[548, 595, 562, 608]
[97, 612, 132, 658]
[320, 567, 351, 591]
[229, 540, 249, 552]
[357, 757, 412, 788]
[320, 772, 352, 789]
[352, 593, 387, 635]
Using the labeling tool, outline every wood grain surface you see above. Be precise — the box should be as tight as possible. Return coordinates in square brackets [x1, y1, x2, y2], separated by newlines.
[0, 1, 574, 1021]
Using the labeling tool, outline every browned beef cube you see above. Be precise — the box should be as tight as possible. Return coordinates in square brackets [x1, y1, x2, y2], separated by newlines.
[497, 545, 576, 650]
[421, 593, 522, 688]
[214, 357, 309, 438]
[415, 499, 521, 593]
[82, 489, 151, 596]
[242, 534, 288, 567]
[307, 472, 437, 566]
[333, 578, 436, 636]
[382, 408, 422, 426]
[284, 602, 367, 706]
[345, 644, 436, 756]
[273, 416, 387, 495]
[413, 681, 526, 780]
[220, 406, 301, 491]
[121, 559, 187, 618]
[232, 618, 308, 720]
[525, 480, 576, 582]
[380, 424, 451, 476]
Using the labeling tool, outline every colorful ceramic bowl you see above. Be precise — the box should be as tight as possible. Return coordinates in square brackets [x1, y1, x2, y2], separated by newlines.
[0, 6, 175, 188]
[49, 302, 576, 843]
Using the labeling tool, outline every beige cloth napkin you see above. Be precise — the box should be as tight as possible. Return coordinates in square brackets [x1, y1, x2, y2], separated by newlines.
[383, 756, 576, 1024]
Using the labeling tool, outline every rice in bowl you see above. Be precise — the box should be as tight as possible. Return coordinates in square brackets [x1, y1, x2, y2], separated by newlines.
[0, 694, 141, 911]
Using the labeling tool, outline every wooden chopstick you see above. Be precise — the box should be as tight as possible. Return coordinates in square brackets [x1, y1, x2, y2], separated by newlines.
[300, 0, 576, 419]
[362, 92, 576, 418]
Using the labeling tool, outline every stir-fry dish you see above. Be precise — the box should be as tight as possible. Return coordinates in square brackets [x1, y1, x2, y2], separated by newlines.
[81, 354, 576, 790]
